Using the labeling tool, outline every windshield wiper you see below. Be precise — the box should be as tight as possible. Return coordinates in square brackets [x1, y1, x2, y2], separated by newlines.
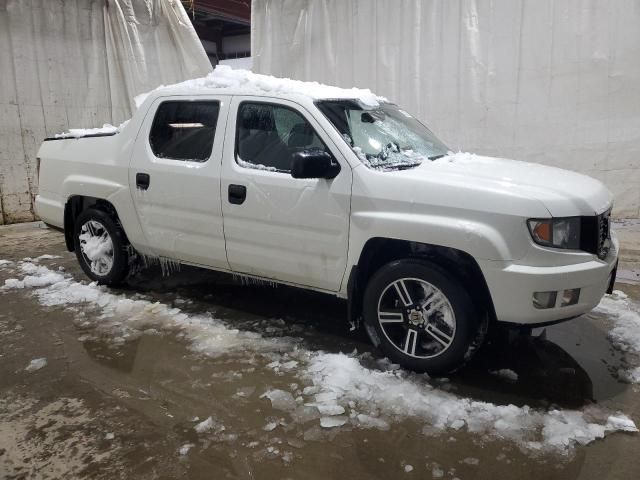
[386, 162, 422, 171]
[428, 154, 446, 160]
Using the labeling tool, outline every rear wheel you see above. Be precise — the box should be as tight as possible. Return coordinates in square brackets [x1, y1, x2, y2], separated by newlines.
[74, 208, 130, 286]
[363, 259, 478, 374]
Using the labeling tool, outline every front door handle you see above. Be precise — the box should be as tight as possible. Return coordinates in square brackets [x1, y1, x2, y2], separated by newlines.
[228, 184, 247, 205]
[136, 173, 150, 190]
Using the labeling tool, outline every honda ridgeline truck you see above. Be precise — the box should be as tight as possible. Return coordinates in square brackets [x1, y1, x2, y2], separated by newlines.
[35, 67, 618, 373]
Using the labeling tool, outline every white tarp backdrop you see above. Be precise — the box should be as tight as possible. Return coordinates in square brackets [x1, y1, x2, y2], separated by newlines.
[252, 0, 640, 218]
[0, 0, 212, 224]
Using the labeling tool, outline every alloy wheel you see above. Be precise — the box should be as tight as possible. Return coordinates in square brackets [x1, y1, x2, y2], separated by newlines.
[78, 220, 114, 276]
[376, 277, 456, 359]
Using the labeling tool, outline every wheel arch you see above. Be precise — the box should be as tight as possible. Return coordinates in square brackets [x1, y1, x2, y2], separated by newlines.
[63, 196, 124, 252]
[347, 237, 497, 331]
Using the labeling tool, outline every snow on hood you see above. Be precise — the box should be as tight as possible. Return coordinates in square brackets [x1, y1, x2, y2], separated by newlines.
[134, 64, 385, 109]
[1, 258, 638, 454]
[425, 152, 613, 216]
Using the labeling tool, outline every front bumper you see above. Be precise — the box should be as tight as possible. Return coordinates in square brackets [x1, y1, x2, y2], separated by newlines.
[479, 234, 619, 325]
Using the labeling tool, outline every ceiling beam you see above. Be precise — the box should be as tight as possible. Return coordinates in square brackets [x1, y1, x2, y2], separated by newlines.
[182, 0, 250, 24]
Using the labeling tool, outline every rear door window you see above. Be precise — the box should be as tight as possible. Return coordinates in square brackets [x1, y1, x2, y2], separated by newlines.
[149, 101, 220, 162]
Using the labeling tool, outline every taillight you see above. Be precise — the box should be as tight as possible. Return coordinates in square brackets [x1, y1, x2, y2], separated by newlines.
[36, 157, 41, 182]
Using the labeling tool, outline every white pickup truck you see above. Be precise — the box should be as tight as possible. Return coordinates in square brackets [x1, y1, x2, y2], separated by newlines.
[35, 67, 618, 373]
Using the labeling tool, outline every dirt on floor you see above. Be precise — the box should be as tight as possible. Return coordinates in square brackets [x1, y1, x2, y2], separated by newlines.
[1, 222, 639, 480]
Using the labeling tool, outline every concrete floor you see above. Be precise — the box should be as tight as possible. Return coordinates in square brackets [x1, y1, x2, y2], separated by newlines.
[1, 222, 639, 479]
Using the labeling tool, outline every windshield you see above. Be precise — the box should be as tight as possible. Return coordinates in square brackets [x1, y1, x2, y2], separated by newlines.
[316, 100, 449, 170]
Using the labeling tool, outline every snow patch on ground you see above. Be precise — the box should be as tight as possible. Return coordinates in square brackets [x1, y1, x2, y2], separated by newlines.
[594, 291, 640, 382]
[263, 421, 278, 432]
[135, 65, 385, 109]
[320, 416, 347, 428]
[356, 413, 390, 430]
[261, 389, 298, 411]
[2, 260, 638, 453]
[33, 254, 61, 261]
[489, 369, 519, 382]
[194, 416, 224, 434]
[25, 358, 47, 372]
[2, 262, 65, 290]
[178, 443, 195, 455]
[302, 353, 636, 452]
[5, 265, 291, 358]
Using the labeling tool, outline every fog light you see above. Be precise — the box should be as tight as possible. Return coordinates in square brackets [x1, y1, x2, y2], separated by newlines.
[561, 288, 580, 307]
[533, 291, 557, 309]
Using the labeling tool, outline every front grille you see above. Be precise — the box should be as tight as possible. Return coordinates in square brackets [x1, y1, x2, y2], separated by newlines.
[598, 211, 611, 258]
[580, 210, 611, 259]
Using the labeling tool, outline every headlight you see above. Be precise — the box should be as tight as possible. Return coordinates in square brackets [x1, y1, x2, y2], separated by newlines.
[527, 217, 581, 249]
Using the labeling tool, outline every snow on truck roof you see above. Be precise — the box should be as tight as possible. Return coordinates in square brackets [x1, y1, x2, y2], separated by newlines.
[135, 65, 385, 107]
[53, 66, 385, 139]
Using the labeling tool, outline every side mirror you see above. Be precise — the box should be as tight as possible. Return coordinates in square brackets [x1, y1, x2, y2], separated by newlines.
[290, 150, 340, 179]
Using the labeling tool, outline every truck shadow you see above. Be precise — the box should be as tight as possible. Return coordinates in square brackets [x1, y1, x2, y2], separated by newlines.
[119, 265, 630, 410]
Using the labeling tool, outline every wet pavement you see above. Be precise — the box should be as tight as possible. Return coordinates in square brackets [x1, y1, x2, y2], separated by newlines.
[1, 222, 639, 479]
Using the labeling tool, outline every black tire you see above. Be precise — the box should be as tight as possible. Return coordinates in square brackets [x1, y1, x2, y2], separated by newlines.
[73, 208, 130, 286]
[363, 259, 478, 374]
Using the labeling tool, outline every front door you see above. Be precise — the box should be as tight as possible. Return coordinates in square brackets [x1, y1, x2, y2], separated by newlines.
[129, 95, 230, 270]
[220, 96, 352, 292]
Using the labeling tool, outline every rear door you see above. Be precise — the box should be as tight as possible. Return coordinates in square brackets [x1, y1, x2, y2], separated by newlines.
[129, 95, 230, 270]
[220, 96, 352, 292]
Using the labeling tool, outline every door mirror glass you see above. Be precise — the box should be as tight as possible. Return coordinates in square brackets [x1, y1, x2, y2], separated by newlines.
[291, 150, 339, 179]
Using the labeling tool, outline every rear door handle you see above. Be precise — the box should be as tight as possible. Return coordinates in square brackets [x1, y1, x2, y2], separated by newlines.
[136, 173, 150, 190]
[228, 184, 247, 205]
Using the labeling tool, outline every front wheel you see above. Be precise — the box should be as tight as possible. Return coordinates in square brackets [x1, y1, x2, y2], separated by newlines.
[363, 259, 478, 374]
[73, 208, 130, 286]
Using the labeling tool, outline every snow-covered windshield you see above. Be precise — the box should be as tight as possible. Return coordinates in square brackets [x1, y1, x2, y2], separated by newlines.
[316, 100, 449, 170]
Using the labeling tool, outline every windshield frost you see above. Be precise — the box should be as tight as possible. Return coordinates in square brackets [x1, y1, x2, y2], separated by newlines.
[317, 100, 449, 170]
